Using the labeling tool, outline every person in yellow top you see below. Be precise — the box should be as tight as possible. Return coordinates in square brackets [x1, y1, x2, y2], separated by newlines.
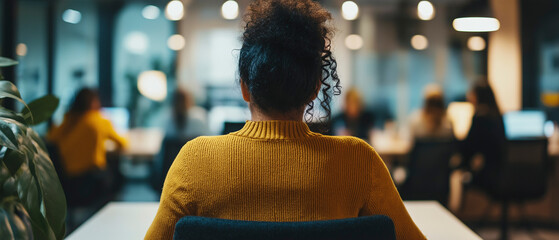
[48, 88, 127, 177]
[146, 0, 426, 239]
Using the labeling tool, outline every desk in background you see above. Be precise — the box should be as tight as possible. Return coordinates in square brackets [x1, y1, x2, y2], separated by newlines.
[370, 129, 559, 159]
[106, 128, 165, 159]
[66, 201, 482, 240]
[123, 128, 164, 158]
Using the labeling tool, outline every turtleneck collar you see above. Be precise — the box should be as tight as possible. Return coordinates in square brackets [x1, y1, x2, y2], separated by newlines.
[230, 121, 319, 140]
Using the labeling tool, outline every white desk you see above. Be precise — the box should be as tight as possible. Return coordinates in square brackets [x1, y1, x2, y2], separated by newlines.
[67, 201, 481, 240]
[404, 201, 481, 240]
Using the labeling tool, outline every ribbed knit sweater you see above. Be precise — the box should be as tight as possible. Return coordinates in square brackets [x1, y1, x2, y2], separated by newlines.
[145, 121, 425, 240]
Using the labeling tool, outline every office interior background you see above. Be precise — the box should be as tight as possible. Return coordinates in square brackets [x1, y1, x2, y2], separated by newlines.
[1, 0, 559, 239]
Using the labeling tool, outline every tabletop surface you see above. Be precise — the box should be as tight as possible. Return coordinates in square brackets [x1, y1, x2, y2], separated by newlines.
[66, 201, 481, 240]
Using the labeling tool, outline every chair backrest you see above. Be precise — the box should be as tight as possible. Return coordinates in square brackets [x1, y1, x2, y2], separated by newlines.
[150, 136, 190, 192]
[401, 138, 455, 205]
[493, 138, 549, 200]
[173, 215, 396, 240]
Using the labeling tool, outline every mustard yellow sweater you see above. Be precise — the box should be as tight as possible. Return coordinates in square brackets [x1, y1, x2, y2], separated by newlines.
[48, 111, 128, 176]
[145, 121, 425, 240]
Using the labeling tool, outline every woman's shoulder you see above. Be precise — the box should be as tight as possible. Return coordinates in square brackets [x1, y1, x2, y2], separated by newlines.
[316, 135, 376, 153]
[179, 135, 233, 149]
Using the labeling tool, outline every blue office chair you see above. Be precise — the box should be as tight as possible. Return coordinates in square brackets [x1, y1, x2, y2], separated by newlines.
[173, 215, 396, 240]
[399, 138, 456, 206]
[150, 136, 192, 194]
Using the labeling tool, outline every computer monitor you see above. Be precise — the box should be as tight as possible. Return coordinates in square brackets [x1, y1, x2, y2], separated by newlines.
[101, 107, 130, 134]
[503, 110, 546, 139]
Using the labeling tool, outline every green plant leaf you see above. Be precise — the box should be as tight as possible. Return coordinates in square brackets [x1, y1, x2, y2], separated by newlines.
[0, 81, 66, 240]
[0, 110, 27, 125]
[12, 158, 57, 240]
[0, 81, 32, 123]
[20, 95, 59, 125]
[0, 198, 33, 240]
[0, 81, 22, 99]
[18, 131, 66, 240]
[0, 163, 18, 197]
[0, 122, 18, 150]
[28, 147, 66, 239]
[0, 57, 18, 67]
[2, 149, 25, 176]
[0, 207, 16, 240]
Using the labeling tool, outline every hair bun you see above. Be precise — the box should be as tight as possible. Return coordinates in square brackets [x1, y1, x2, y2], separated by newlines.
[243, 0, 331, 57]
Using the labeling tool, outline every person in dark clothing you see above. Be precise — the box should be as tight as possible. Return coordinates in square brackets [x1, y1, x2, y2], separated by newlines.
[461, 79, 506, 192]
[332, 88, 375, 141]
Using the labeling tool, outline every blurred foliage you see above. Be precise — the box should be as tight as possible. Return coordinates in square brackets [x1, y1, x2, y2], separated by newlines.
[0, 58, 66, 240]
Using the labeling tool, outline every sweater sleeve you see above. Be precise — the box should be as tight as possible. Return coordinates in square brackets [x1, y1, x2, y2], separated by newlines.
[145, 145, 193, 240]
[359, 150, 426, 240]
[102, 118, 128, 149]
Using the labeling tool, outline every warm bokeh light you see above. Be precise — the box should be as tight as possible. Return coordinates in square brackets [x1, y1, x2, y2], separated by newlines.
[16, 43, 28, 57]
[142, 5, 160, 20]
[417, 1, 435, 21]
[447, 102, 475, 140]
[411, 35, 428, 50]
[221, 0, 239, 20]
[124, 31, 149, 55]
[167, 34, 186, 51]
[165, 0, 184, 21]
[341, 1, 359, 21]
[453, 17, 500, 32]
[138, 71, 167, 101]
[542, 92, 559, 107]
[467, 36, 486, 51]
[62, 9, 82, 24]
[344, 34, 363, 50]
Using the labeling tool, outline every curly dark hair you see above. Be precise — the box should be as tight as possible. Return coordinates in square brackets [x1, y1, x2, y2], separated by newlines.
[239, 0, 341, 122]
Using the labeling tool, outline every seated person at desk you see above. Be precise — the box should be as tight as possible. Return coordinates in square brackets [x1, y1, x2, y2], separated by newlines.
[408, 84, 454, 140]
[460, 79, 506, 191]
[48, 88, 127, 201]
[331, 88, 375, 141]
[146, 1, 425, 239]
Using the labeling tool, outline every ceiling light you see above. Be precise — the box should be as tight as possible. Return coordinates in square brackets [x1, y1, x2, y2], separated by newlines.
[62, 9, 82, 24]
[467, 36, 486, 51]
[138, 71, 167, 101]
[417, 1, 435, 21]
[221, 0, 239, 20]
[167, 34, 186, 51]
[453, 17, 500, 32]
[341, 1, 359, 21]
[16, 43, 28, 57]
[345, 34, 363, 50]
[165, 0, 184, 21]
[124, 32, 149, 55]
[142, 5, 160, 20]
[411, 35, 429, 50]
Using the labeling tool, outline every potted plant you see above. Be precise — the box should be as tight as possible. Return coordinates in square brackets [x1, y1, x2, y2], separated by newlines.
[0, 57, 66, 240]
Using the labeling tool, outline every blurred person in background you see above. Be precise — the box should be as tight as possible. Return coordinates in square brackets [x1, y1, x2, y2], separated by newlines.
[48, 88, 128, 203]
[146, 0, 425, 239]
[150, 89, 210, 193]
[408, 84, 454, 140]
[332, 88, 375, 141]
[165, 88, 209, 138]
[461, 79, 506, 192]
